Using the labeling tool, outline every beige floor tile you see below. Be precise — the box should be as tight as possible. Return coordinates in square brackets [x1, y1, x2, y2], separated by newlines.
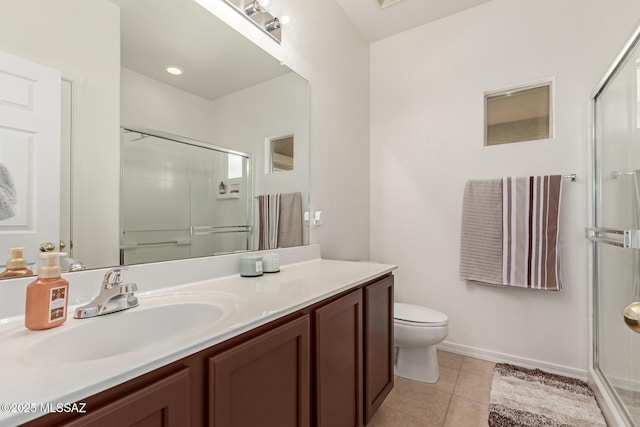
[460, 357, 496, 379]
[438, 350, 464, 370]
[368, 402, 440, 427]
[443, 395, 490, 427]
[434, 365, 459, 394]
[384, 376, 453, 425]
[453, 371, 493, 405]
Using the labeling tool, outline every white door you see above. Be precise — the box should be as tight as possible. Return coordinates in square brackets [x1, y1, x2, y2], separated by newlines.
[0, 50, 61, 270]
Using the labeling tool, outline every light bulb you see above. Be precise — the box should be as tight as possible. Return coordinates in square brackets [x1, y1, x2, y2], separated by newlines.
[166, 66, 183, 75]
[278, 15, 290, 26]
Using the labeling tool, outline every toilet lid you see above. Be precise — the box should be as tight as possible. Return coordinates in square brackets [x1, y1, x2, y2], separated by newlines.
[394, 303, 448, 326]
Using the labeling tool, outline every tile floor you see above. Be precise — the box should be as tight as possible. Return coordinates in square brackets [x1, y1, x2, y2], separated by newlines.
[369, 350, 496, 427]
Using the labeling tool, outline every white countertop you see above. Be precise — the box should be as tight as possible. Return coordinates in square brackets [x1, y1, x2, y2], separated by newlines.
[0, 258, 395, 426]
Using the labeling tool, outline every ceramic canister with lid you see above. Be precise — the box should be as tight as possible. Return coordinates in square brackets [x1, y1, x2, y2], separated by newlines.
[240, 255, 263, 277]
[262, 252, 280, 273]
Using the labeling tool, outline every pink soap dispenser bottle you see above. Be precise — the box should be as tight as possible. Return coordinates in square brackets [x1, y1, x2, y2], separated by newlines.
[25, 252, 69, 330]
[0, 247, 33, 278]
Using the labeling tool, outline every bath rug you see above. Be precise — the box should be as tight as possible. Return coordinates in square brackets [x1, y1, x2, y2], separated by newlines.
[488, 363, 607, 426]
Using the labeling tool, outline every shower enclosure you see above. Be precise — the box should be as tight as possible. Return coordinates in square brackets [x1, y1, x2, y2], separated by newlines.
[590, 23, 640, 427]
[120, 128, 252, 265]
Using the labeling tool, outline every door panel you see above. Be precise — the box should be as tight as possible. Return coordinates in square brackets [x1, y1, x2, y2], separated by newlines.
[0, 50, 60, 268]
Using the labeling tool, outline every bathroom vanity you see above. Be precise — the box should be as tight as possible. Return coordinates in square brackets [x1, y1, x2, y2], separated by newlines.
[0, 253, 395, 427]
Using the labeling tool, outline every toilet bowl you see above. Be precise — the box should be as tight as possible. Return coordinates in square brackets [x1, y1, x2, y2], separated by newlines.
[394, 302, 449, 383]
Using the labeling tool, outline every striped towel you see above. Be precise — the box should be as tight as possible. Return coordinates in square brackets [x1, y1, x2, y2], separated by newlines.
[460, 175, 563, 291]
[258, 194, 280, 250]
[503, 175, 563, 290]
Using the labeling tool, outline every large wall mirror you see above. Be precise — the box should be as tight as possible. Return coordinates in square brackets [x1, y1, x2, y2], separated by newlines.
[0, 0, 310, 279]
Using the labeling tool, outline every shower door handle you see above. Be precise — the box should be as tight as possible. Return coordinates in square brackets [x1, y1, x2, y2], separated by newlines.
[585, 227, 640, 248]
[623, 302, 640, 333]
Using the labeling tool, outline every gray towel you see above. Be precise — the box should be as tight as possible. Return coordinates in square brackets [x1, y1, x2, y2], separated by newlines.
[0, 163, 17, 221]
[277, 192, 303, 248]
[459, 179, 504, 285]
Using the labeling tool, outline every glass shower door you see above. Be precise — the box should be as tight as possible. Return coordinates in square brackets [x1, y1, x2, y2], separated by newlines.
[593, 28, 640, 426]
[120, 129, 252, 265]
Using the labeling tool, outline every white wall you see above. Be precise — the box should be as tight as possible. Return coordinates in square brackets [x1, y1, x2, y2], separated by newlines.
[121, 68, 215, 143]
[0, 0, 120, 269]
[370, 0, 640, 373]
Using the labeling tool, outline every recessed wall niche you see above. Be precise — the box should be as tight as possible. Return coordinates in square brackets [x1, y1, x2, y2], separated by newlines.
[267, 135, 294, 172]
[484, 81, 553, 146]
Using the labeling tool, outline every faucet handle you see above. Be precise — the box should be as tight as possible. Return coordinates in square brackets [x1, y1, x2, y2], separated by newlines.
[102, 267, 128, 289]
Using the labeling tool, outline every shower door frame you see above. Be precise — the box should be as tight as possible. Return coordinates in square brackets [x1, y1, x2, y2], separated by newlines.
[589, 21, 640, 427]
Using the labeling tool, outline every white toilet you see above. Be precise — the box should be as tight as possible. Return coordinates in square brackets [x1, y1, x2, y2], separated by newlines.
[394, 302, 449, 383]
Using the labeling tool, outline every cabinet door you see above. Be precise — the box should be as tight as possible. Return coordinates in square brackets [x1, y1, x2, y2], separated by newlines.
[65, 368, 190, 427]
[315, 289, 363, 427]
[364, 275, 394, 424]
[208, 315, 311, 427]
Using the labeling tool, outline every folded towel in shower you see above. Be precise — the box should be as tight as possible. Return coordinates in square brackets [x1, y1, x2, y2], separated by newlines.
[0, 163, 17, 221]
[278, 192, 303, 248]
[459, 175, 563, 291]
[258, 194, 280, 250]
[459, 179, 504, 285]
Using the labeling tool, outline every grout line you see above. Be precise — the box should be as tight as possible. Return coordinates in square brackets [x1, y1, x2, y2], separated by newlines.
[440, 358, 463, 426]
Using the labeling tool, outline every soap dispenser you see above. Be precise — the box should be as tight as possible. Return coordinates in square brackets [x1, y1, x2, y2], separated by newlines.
[25, 252, 69, 330]
[0, 247, 33, 278]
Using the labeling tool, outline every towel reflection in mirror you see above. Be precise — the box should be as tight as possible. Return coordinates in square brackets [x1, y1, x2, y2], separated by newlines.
[258, 192, 303, 250]
[0, 163, 16, 221]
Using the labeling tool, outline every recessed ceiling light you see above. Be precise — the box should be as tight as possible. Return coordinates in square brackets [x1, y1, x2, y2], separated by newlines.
[166, 66, 183, 75]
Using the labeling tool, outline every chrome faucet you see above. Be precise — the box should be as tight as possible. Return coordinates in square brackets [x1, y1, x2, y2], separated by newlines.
[74, 268, 139, 319]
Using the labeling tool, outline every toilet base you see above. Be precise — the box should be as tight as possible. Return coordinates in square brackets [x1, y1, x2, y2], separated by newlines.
[394, 345, 439, 383]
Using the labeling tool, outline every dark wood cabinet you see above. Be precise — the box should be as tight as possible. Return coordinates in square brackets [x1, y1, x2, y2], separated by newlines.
[67, 368, 190, 427]
[25, 274, 393, 427]
[315, 289, 363, 427]
[208, 315, 311, 427]
[363, 275, 394, 424]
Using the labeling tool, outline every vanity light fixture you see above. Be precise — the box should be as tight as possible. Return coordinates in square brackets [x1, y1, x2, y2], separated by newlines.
[166, 66, 183, 75]
[377, 0, 405, 8]
[243, 0, 261, 16]
[219, 0, 283, 43]
[264, 17, 280, 32]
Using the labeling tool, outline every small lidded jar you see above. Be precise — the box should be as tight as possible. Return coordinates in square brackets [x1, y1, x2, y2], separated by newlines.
[240, 255, 263, 277]
[262, 252, 280, 273]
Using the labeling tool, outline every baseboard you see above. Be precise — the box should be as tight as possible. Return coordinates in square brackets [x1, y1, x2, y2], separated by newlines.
[437, 341, 587, 381]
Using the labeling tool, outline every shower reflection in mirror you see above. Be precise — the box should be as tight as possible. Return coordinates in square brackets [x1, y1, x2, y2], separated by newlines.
[120, 129, 252, 265]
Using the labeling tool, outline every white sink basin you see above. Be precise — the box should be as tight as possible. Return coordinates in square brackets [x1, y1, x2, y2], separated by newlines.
[24, 292, 242, 364]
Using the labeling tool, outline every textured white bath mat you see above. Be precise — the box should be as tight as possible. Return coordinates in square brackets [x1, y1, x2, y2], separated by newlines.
[488, 363, 607, 426]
